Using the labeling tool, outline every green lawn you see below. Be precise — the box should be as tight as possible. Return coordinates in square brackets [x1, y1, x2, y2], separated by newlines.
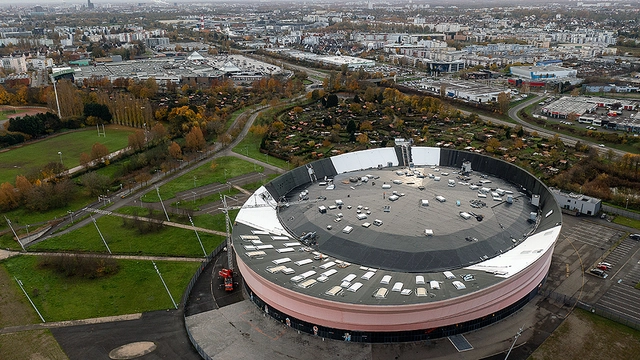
[170, 187, 239, 211]
[28, 215, 225, 257]
[1, 255, 200, 321]
[241, 175, 279, 192]
[0, 126, 134, 184]
[114, 205, 238, 234]
[233, 132, 290, 170]
[142, 156, 263, 202]
[190, 209, 239, 232]
[612, 216, 640, 230]
[225, 106, 257, 131]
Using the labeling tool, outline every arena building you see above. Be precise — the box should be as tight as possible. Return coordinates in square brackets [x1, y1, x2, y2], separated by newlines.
[232, 144, 561, 342]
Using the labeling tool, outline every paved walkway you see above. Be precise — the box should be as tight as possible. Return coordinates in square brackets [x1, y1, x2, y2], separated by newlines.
[3, 250, 205, 262]
[185, 293, 561, 360]
[0, 313, 142, 335]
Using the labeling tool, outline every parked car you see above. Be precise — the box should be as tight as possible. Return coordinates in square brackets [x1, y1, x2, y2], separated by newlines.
[597, 263, 611, 271]
[598, 262, 612, 269]
[590, 268, 608, 278]
[630, 234, 640, 240]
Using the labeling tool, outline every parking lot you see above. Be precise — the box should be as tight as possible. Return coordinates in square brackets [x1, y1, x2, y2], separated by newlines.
[596, 237, 640, 324]
[546, 215, 640, 321]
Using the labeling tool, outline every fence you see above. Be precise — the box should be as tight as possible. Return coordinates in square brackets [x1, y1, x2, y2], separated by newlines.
[540, 289, 640, 331]
[602, 204, 640, 221]
[181, 240, 228, 360]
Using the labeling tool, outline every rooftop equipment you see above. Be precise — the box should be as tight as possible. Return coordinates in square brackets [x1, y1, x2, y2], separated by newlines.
[452, 281, 466, 290]
[373, 288, 388, 299]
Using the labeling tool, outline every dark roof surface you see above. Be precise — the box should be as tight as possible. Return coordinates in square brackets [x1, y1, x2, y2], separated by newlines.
[278, 166, 536, 273]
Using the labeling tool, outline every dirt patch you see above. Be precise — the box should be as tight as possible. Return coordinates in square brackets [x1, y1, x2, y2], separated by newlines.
[0, 265, 39, 327]
[0, 106, 50, 120]
[530, 308, 640, 360]
[108, 341, 157, 359]
[0, 329, 68, 360]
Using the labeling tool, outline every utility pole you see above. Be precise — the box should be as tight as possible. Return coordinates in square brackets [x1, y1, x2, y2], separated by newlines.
[220, 194, 236, 270]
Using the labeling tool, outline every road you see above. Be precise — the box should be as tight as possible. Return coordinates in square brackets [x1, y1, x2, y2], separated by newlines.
[507, 95, 627, 157]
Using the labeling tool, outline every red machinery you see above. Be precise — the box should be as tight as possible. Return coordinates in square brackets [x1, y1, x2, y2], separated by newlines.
[219, 268, 233, 291]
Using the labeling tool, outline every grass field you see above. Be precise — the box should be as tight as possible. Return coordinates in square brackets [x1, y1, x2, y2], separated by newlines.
[28, 215, 225, 256]
[530, 308, 640, 360]
[233, 132, 289, 170]
[612, 215, 640, 230]
[114, 205, 238, 234]
[0, 126, 134, 184]
[142, 156, 264, 202]
[1, 255, 200, 322]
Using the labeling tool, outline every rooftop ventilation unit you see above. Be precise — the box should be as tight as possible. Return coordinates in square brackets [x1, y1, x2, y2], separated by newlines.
[461, 160, 472, 174]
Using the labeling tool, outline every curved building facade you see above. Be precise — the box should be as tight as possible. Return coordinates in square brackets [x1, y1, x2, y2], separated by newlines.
[232, 146, 561, 342]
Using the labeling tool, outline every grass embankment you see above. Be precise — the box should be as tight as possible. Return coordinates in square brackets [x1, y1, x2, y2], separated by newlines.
[29, 215, 225, 256]
[530, 308, 640, 360]
[115, 206, 239, 234]
[141, 156, 264, 202]
[0, 265, 68, 359]
[233, 132, 290, 170]
[612, 216, 640, 229]
[1, 255, 200, 322]
[0, 126, 134, 184]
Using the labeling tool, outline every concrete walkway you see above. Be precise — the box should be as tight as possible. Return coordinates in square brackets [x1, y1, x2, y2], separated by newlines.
[3, 250, 205, 262]
[0, 313, 142, 335]
[185, 293, 561, 360]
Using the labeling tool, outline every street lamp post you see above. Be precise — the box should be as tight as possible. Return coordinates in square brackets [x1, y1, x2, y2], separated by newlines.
[58, 151, 63, 166]
[67, 210, 74, 224]
[626, 198, 629, 209]
[193, 176, 197, 188]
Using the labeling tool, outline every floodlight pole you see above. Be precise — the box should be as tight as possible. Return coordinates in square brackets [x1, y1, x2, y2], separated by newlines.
[188, 215, 207, 257]
[15, 277, 45, 323]
[50, 74, 61, 119]
[4, 216, 25, 251]
[90, 214, 111, 254]
[156, 187, 171, 221]
[504, 324, 525, 360]
[152, 261, 178, 309]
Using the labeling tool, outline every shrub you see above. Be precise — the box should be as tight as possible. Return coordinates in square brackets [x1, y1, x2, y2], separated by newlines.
[38, 254, 120, 279]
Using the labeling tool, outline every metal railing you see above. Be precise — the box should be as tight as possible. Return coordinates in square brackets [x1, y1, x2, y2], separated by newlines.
[540, 289, 640, 331]
[181, 240, 228, 360]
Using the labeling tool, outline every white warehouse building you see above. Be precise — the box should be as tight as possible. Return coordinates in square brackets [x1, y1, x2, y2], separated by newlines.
[510, 65, 577, 80]
[550, 188, 601, 216]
